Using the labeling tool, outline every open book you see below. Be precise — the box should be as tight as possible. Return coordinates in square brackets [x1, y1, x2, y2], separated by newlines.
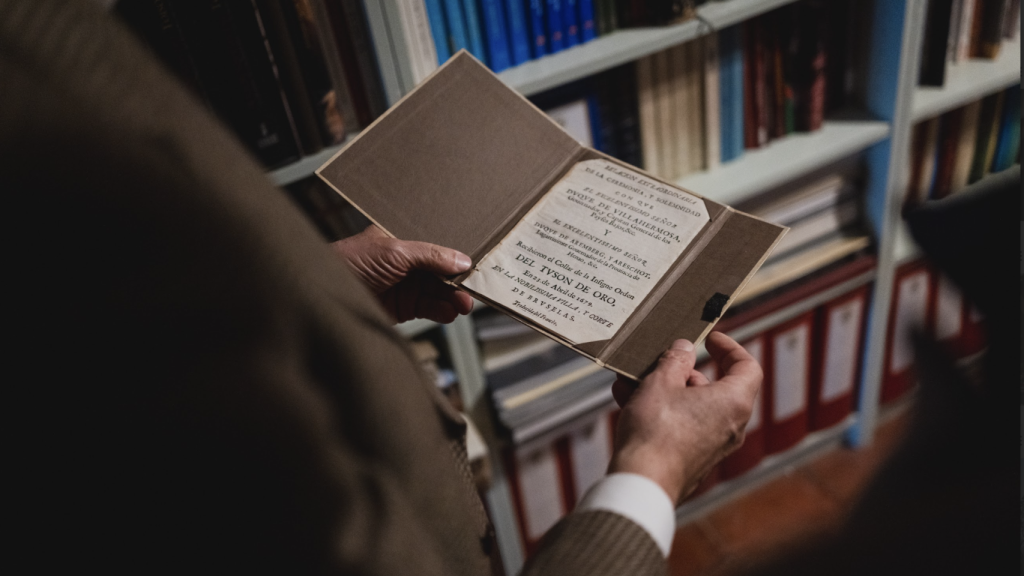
[317, 52, 786, 379]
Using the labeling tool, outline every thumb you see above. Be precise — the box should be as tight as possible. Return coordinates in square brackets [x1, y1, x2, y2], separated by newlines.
[648, 339, 697, 385]
[397, 240, 473, 276]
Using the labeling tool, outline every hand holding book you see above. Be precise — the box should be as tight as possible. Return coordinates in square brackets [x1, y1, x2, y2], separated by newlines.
[609, 332, 762, 504]
[317, 52, 786, 379]
[332, 225, 475, 323]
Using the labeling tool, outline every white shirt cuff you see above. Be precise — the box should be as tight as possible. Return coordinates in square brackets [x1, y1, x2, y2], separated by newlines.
[576, 473, 676, 557]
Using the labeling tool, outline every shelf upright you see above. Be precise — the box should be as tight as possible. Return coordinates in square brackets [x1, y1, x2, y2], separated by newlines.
[848, 0, 927, 448]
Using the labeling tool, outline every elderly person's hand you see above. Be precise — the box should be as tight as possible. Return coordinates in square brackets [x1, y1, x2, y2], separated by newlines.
[331, 225, 475, 324]
[608, 332, 762, 504]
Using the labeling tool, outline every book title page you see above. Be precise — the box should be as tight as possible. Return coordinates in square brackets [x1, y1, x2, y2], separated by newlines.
[464, 159, 709, 344]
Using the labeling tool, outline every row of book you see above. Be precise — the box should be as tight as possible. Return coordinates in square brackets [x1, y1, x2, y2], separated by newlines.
[418, 0, 715, 75]
[919, 0, 1021, 86]
[530, 0, 864, 183]
[117, 0, 388, 169]
[904, 85, 1021, 211]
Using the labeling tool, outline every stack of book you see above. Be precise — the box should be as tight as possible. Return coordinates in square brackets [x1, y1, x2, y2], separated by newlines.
[919, 0, 1021, 86]
[905, 86, 1021, 210]
[477, 310, 617, 443]
[116, 0, 388, 169]
[728, 169, 870, 307]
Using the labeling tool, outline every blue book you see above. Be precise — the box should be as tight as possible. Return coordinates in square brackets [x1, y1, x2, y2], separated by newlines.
[719, 25, 745, 163]
[545, 0, 564, 53]
[563, 0, 579, 47]
[460, 0, 488, 64]
[992, 86, 1021, 172]
[478, 0, 512, 71]
[578, 0, 596, 42]
[526, 0, 547, 58]
[504, 0, 532, 65]
[442, 0, 470, 56]
[423, 0, 451, 63]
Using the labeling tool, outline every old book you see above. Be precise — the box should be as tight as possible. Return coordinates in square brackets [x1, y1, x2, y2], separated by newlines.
[636, 55, 660, 176]
[950, 100, 982, 193]
[317, 52, 786, 379]
[702, 32, 722, 171]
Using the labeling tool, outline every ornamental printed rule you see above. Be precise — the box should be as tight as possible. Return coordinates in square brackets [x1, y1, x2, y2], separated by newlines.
[464, 159, 710, 344]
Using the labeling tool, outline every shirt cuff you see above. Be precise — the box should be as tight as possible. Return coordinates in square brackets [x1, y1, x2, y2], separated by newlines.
[576, 472, 676, 557]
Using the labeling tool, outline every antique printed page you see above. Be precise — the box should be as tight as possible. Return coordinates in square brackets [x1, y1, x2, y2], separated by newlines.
[463, 159, 710, 344]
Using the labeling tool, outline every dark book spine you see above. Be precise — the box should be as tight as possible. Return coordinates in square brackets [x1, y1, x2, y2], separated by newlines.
[792, 2, 826, 132]
[978, 0, 1009, 57]
[823, 0, 851, 112]
[116, 0, 209, 103]
[174, 0, 302, 168]
[526, 0, 548, 58]
[593, 73, 618, 157]
[904, 121, 927, 213]
[919, 0, 954, 86]
[322, 0, 388, 125]
[256, 0, 324, 155]
[611, 63, 643, 168]
[968, 91, 1001, 182]
[931, 108, 963, 199]
[743, 19, 760, 148]
[285, 0, 349, 145]
[563, 0, 580, 47]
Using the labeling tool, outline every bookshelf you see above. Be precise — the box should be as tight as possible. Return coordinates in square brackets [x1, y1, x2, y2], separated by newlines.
[267, 0, 1015, 573]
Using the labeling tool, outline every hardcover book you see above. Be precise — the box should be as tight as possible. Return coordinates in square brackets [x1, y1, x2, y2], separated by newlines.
[317, 52, 786, 379]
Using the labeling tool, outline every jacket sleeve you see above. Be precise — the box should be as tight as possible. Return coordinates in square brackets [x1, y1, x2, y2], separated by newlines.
[522, 510, 667, 576]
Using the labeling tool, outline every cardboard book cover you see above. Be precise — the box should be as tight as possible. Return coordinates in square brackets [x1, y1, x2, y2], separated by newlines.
[317, 51, 786, 379]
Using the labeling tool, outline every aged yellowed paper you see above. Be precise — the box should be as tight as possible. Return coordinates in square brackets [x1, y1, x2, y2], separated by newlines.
[464, 159, 709, 344]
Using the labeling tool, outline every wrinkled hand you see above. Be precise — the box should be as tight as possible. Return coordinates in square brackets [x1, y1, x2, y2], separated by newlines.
[330, 225, 475, 324]
[608, 332, 762, 504]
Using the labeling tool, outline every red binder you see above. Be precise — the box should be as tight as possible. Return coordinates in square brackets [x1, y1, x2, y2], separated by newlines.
[719, 336, 767, 479]
[504, 439, 570, 556]
[930, 268, 968, 357]
[764, 312, 813, 454]
[563, 407, 615, 507]
[881, 260, 933, 404]
[809, 284, 870, 431]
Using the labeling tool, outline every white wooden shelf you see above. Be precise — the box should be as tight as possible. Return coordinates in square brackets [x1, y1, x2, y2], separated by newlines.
[911, 39, 1021, 123]
[498, 0, 799, 96]
[269, 136, 354, 187]
[677, 118, 891, 206]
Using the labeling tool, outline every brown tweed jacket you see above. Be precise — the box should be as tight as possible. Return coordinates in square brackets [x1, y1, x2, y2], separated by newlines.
[1, 1, 664, 574]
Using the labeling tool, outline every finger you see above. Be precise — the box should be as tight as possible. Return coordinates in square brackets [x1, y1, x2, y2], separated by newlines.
[706, 332, 761, 394]
[420, 275, 474, 315]
[416, 295, 457, 324]
[687, 369, 711, 387]
[395, 275, 421, 323]
[451, 290, 474, 314]
[611, 376, 637, 408]
[647, 339, 696, 385]
[397, 240, 473, 276]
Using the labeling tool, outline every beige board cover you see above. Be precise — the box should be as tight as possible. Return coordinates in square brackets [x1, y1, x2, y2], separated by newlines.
[317, 51, 786, 379]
